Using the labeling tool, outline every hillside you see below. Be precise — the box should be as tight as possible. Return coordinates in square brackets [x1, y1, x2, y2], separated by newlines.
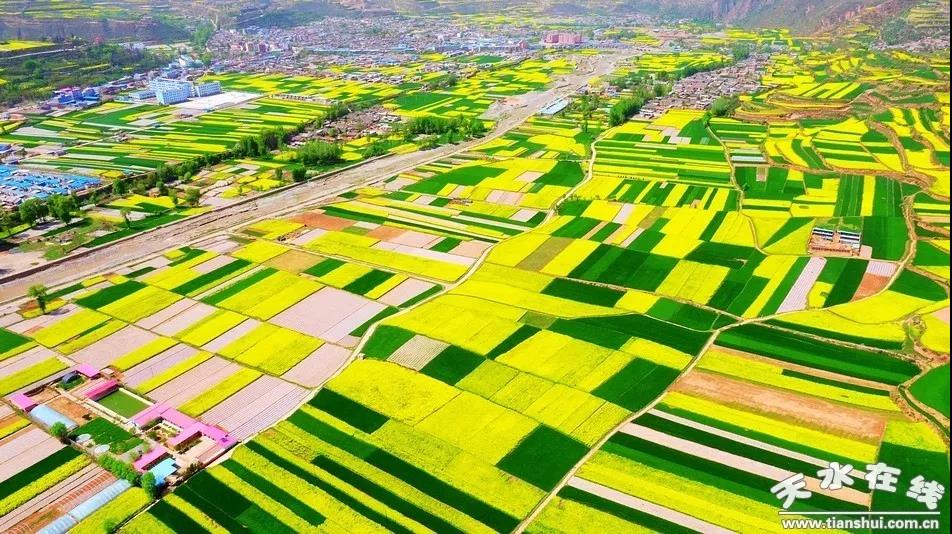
[331, 0, 945, 34]
[2, 0, 946, 39]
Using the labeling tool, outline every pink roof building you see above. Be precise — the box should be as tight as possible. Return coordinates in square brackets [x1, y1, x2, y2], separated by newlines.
[131, 403, 237, 454]
[8, 393, 37, 412]
[168, 422, 237, 450]
[130, 403, 167, 428]
[132, 403, 194, 429]
[74, 363, 102, 378]
[133, 446, 170, 472]
[162, 408, 196, 430]
[167, 423, 203, 449]
[84, 379, 119, 401]
[202, 425, 238, 449]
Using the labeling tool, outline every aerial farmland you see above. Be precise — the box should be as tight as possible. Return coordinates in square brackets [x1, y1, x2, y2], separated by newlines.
[0, 1, 949, 533]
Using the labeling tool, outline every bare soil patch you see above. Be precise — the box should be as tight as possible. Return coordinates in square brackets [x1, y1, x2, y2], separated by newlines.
[673, 370, 886, 441]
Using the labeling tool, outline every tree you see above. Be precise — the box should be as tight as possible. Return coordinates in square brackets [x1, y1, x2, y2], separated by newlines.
[18, 198, 46, 227]
[232, 139, 247, 158]
[191, 22, 215, 50]
[112, 179, 127, 196]
[140, 471, 158, 499]
[291, 166, 307, 182]
[609, 96, 644, 127]
[47, 194, 77, 225]
[50, 421, 69, 442]
[418, 134, 440, 149]
[709, 95, 740, 118]
[260, 128, 281, 152]
[323, 102, 351, 122]
[154, 163, 172, 184]
[1, 210, 18, 237]
[298, 141, 343, 166]
[573, 93, 601, 133]
[274, 125, 287, 149]
[363, 140, 389, 158]
[184, 187, 201, 207]
[731, 44, 752, 61]
[274, 167, 283, 181]
[28, 284, 49, 314]
[119, 207, 132, 229]
[430, 73, 459, 90]
[463, 117, 487, 137]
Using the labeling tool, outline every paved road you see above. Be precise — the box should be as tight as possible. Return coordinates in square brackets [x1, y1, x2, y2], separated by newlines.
[0, 52, 626, 302]
[0, 46, 75, 64]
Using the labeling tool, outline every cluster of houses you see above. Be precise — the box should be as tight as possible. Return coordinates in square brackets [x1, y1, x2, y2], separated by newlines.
[290, 105, 401, 146]
[636, 53, 770, 119]
[206, 14, 543, 78]
[52, 87, 100, 107]
[6, 362, 237, 490]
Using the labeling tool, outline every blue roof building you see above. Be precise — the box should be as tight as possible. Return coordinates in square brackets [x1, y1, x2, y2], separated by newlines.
[539, 98, 570, 116]
[30, 404, 77, 431]
[147, 457, 178, 487]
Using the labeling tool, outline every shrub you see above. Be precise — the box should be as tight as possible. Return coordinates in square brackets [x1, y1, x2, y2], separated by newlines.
[98, 455, 138, 483]
[140, 471, 157, 499]
[50, 421, 69, 442]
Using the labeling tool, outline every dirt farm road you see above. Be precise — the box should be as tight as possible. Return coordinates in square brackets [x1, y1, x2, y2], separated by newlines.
[0, 52, 626, 302]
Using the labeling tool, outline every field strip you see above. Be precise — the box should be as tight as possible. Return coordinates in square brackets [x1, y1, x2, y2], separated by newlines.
[0, 431, 65, 483]
[122, 344, 197, 387]
[619, 423, 870, 506]
[647, 408, 838, 470]
[775, 256, 826, 313]
[147, 357, 239, 405]
[0, 464, 103, 531]
[567, 476, 736, 533]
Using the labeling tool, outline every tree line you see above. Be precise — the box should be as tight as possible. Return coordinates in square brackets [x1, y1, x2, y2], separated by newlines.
[608, 82, 670, 127]
[708, 95, 741, 119]
[2, 194, 78, 236]
[1, 96, 482, 238]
